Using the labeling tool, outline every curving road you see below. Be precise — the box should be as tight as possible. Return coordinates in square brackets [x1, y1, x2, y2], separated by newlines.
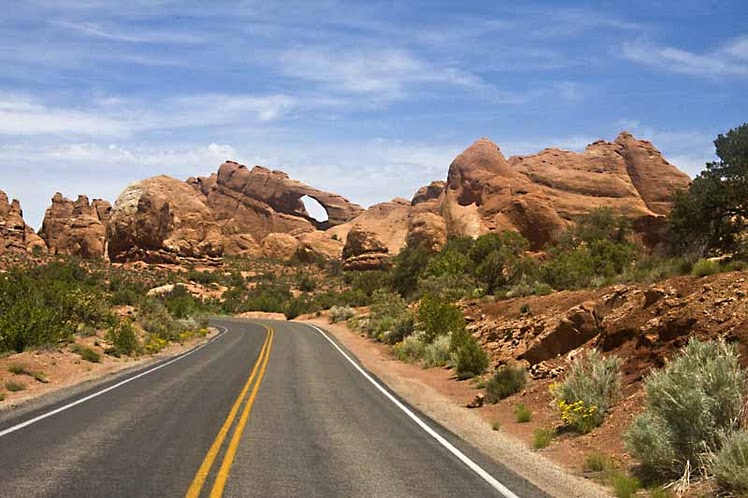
[0, 318, 549, 497]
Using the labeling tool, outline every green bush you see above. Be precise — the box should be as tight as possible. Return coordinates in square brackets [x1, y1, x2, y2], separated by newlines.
[452, 333, 489, 380]
[416, 294, 465, 343]
[515, 403, 532, 423]
[393, 333, 426, 363]
[712, 430, 748, 496]
[329, 305, 355, 324]
[5, 380, 26, 392]
[485, 364, 527, 403]
[553, 350, 621, 433]
[380, 313, 415, 345]
[691, 258, 721, 277]
[584, 453, 616, 474]
[624, 339, 747, 478]
[532, 428, 554, 449]
[611, 473, 640, 498]
[106, 320, 140, 356]
[73, 345, 101, 363]
[422, 335, 451, 368]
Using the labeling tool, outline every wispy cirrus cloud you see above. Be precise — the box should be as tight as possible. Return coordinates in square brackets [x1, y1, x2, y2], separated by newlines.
[622, 35, 748, 78]
[51, 20, 204, 44]
[278, 46, 488, 101]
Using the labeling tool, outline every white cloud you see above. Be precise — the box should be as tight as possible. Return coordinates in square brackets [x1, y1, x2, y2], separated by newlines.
[622, 35, 748, 78]
[0, 96, 128, 136]
[51, 20, 203, 44]
[279, 46, 487, 100]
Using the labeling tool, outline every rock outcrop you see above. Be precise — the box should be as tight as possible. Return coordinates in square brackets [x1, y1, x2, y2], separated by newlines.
[0, 191, 46, 254]
[437, 132, 691, 249]
[108, 161, 363, 263]
[40, 193, 111, 259]
[342, 225, 392, 271]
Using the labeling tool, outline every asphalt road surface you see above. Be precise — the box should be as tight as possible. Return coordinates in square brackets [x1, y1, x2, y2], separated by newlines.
[0, 318, 550, 497]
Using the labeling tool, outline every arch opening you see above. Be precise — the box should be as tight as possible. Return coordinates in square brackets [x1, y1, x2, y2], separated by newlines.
[300, 195, 329, 224]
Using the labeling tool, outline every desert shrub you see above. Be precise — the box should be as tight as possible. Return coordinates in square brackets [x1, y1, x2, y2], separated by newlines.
[296, 274, 317, 292]
[416, 294, 465, 342]
[393, 333, 426, 363]
[584, 453, 616, 474]
[422, 334, 451, 368]
[73, 345, 101, 363]
[391, 245, 433, 298]
[187, 269, 221, 285]
[532, 428, 554, 449]
[329, 305, 355, 324]
[485, 364, 527, 403]
[712, 430, 748, 496]
[0, 264, 109, 353]
[8, 364, 29, 375]
[553, 350, 621, 433]
[691, 258, 721, 277]
[452, 332, 489, 380]
[106, 320, 140, 356]
[5, 380, 26, 392]
[380, 313, 415, 345]
[283, 296, 311, 320]
[624, 339, 747, 478]
[611, 473, 640, 498]
[515, 403, 532, 423]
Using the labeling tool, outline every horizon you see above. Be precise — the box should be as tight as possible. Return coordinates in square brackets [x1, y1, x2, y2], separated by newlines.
[2, 1, 746, 227]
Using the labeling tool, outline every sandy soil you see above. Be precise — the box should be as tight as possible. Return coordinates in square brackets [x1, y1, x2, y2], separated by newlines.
[298, 315, 611, 498]
[0, 329, 218, 413]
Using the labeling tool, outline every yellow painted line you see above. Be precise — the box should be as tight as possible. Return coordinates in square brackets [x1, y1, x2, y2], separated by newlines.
[209, 327, 274, 498]
[186, 326, 272, 498]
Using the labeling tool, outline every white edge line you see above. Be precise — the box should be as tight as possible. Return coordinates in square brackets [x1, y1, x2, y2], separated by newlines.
[306, 323, 520, 498]
[0, 326, 229, 439]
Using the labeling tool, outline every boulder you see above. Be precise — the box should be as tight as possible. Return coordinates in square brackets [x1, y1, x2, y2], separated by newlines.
[107, 176, 225, 263]
[261, 233, 300, 260]
[342, 225, 391, 271]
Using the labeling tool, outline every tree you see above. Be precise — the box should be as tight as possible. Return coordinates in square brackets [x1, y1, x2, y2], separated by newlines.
[670, 123, 748, 258]
[469, 231, 529, 294]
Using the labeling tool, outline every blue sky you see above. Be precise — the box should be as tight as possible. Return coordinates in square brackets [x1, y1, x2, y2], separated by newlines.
[1, 0, 746, 227]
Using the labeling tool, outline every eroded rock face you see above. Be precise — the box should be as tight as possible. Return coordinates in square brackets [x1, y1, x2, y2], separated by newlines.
[437, 132, 691, 249]
[40, 193, 111, 259]
[342, 225, 391, 271]
[107, 176, 225, 263]
[207, 162, 364, 236]
[0, 191, 46, 254]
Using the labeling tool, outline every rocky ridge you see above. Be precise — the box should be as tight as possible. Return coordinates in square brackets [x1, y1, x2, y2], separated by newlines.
[1, 132, 692, 264]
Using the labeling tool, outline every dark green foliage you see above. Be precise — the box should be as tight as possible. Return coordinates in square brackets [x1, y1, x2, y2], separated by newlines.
[451, 329, 488, 380]
[390, 245, 433, 298]
[469, 232, 529, 294]
[106, 320, 140, 356]
[485, 364, 527, 403]
[669, 123, 748, 258]
[416, 294, 465, 342]
[0, 261, 109, 353]
[72, 344, 101, 363]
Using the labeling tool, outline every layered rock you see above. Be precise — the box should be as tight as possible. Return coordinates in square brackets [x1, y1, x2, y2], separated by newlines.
[437, 132, 691, 249]
[342, 225, 391, 271]
[0, 191, 46, 254]
[108, 161, 363, 263]
[206, 162, 364, 238]
[40, 193, 111, 259]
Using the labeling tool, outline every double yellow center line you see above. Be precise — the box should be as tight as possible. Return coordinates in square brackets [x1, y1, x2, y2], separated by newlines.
[186, 325, 274, 498]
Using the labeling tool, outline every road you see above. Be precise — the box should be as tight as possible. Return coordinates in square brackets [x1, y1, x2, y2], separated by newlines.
[0, 318, 550, 497]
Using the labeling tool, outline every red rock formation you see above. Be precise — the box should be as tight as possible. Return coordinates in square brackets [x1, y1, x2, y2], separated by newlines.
[40, 193, 111, 259]
[0, 191, 46, 254]
[437, 132, 691, 249]
[342, 225, 392, 271]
